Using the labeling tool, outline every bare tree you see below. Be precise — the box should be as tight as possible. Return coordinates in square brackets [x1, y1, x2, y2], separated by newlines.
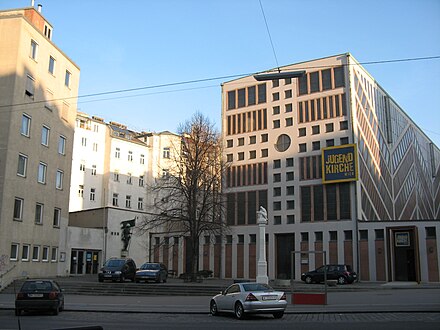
[138, 113, 228, 281]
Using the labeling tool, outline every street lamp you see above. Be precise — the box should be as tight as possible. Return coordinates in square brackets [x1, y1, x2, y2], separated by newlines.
[253, 70, 305, 81]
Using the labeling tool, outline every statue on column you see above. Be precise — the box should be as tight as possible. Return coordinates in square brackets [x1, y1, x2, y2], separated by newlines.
[257, 206, 268, 224]
[121, 218, 135, 251]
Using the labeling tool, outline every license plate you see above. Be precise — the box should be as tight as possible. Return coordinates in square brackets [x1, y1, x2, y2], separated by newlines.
[28, 294, 43, 298]
[262, 295, 277, 301]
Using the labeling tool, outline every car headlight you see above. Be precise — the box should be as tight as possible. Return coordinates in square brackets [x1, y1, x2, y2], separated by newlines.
[114, 271, 122, 275]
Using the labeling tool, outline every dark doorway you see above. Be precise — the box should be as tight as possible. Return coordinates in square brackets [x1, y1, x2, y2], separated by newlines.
[393, 229, 417, 281]
[77, 251, 84, 274]
[70, 250, 78, 274]
[275, 233, 295, 279]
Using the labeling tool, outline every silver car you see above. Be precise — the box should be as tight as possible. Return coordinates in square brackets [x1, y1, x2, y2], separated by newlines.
[210, 282, 287, 319]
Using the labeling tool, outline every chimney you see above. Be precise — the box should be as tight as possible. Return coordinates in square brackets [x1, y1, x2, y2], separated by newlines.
[31, 0, 35, 7]
[37, 4, 42, 13]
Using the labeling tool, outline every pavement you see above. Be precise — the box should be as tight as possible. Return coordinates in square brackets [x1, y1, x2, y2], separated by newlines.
[1, 277, 440, 314]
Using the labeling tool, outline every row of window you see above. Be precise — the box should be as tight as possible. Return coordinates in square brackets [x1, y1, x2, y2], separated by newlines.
[226, 163, 268, 188]
[111, 193, 144, 210]
[10, 243, 58, 262]
[17, 154, 64, 189]
[29, 39, 72, 87]
[112, 172, 145, 186]
[226, 190, 268, 225]
[13, 197, 61, 227]
[226, 148, 269, 162]
[227, 83, 267, 110]
[298, 67, 345, 96]
[226, 109, 268, 135]
[21, 114, 67, 154]
[226, 134, 268, 148]
[298, 94, 347, 123]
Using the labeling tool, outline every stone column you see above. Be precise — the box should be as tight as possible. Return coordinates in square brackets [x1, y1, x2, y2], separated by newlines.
[256, 206, 268, 284]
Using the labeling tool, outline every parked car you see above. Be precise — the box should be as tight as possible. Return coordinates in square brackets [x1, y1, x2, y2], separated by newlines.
[15, 279, 64, 316]
[98, 257, 136, 282]
[135, 262, 168, 283]
[210, 282, 287, 319]
[301, 264, 357, 284]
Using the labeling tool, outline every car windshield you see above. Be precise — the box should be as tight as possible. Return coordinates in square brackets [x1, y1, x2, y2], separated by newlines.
[105, 259, 125, 267]
[22, 281, 52, 292]
[140, 263, 160, 270]
[242, 283, 273, 292]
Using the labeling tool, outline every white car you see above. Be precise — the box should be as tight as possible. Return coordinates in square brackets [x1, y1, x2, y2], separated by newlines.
[210, 282, 287, 319]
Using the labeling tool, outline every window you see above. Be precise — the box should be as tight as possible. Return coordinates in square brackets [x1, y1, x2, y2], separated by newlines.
[286, 186, 294, 195]
[163, 147, 170, 159]
[81, 137, 87, 147]
[315, 232, 323, 242]
[127, 173, 132, 184]
[273, 106, 280, 115]
[79, 162, 85, 171]
[65, 70, 71, 87]
[17, 154, 28, 177]
[287, 200, 295, 209]
[326, 139, 335, 147]
[375, 229, 384, 240]
[41, 126, 50, 146]
[140, 154, 145, 164]
[321, 69, 332, 90]
[10, 244, 19, 261]
[35, 203, 44, 224]
[261, 149, 268, 157]
[272, 92, 279, 101]
[258, 83, 266, 103]
[273, 159, 281, 168]
[91, 165, 97, 176]
[312, 141, 321, 150]
[42, 246, 49, 262]
[138, 197, 144, 210]
[312, 125, 320, 135]
[22, 245, 30, 261]
[44, 24, 52, 39]
[58, 136, 66, 155]
[227, 139, 233, 148]
[21, 114, 31, 136]
[299, 143, 307, 153]
[287, 214, 295, 224]
[128, 151, 133, 162]
[261, 134, 268, 142]
[326, 123, 334, 132]
[78, 185, 84, 197]
[32, 246, 40, 261]
[112, 193, 119, 206]
[30, 40, 38, 60]
[115, 148, 120, 158]
[286, 117, 293, 127]
[238, 152, 244, 161]
[227, 90, 236, 109]
[56, 170, 63, 189]
[273, 120, 280, 128]
[285, 90, 292, 99]
[249, 150, 256, 159]
[285, 103, 292, 113]
[340, 120, 349, 130]
[344, 230, 353, 241]
[25, 75, 35, 98]
[93, 142, 98, 152]
[286, 158, 294, 167]
[37, 162, 47, 184]
[53, 208, 61, 227]
[238, 88, 246, 108]
[272, 79, 279, 88]
[90, 188, 96, 201]
[273, 173, 281, 182]
[426, 227, 436, 238]
[238, 137, 244, 146]
[330, 231, 338, 241]
[273, 187, 281, 196]
[51, 247, 58, 262]
[301, 232, 309, 242]
[48, 56, 56, 75]
[310, 71, 320, 93]
[249, 136, 256, 144]
[273, 201, 281, 211]
[334, 66, 345, 88]
[227, 154, 233, 162]
[286, 171, 294, 181]
[249, 234, 256, 244]
[298, 74, 308, 95]
[298, 127, 306, 137]
[359, 230, 368, 240]
[340, 137, 349, 145]
[139, 175, 144, 186]
[274, 216, 281, 225]
[113, 172, 119, 181]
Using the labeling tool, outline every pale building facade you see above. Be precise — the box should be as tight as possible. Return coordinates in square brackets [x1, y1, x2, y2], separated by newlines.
[221, 54, 440, 283]
[0, 5, 80, 287]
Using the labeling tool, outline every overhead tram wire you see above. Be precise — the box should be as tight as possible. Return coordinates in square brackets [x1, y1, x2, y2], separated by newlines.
[0, 55, 439, 112]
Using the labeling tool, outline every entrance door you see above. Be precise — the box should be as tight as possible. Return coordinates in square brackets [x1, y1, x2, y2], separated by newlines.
[393, 229, 417, 281]
[85, 251, 93, 274]
[77, 251, 84, 274]
[70, 250, 78, 275]
[92, 252, 99, 274]
[275, 233, 295, 279]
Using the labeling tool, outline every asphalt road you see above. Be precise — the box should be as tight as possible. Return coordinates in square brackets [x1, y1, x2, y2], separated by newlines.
[1, 310, 439, 330]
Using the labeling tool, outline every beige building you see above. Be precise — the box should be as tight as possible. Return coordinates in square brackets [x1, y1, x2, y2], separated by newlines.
[0, 5, 80, 287]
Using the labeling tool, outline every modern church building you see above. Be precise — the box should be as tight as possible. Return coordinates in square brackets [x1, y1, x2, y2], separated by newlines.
[221, 53, 439, 283]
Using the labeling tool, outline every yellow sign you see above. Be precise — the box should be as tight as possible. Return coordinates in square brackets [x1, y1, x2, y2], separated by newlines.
[322, 144, 358, 184]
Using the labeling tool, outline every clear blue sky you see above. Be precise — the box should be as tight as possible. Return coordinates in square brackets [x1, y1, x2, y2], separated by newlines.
[2, 0, 440, 146]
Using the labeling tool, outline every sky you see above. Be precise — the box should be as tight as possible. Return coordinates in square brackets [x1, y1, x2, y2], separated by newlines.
[2, 0, 440, 146]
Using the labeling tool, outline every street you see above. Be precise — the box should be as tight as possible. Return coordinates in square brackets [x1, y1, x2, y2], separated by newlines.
[0, 310, 439, 330]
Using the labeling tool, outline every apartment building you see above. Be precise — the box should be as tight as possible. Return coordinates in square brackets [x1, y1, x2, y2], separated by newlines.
[68, 112, 181, 275]
[0, 5, 80, 286]
[221, 53, 440, 283]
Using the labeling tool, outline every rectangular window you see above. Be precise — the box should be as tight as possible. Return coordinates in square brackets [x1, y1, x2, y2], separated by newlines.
[261, 149, 268, 157]
[93, 142, 98, 152]
[375, 229, 384, 240]
[21, 114, 31, 136]
[261, 133, 268, 142]
[273, 173, 281, 182]
[139, 175, 144, 186]
[321, 69, 332, 90]
[163, 147, 170, 159]
[238, 88, 246, 108]
[272, 79, 279, 88]
[22, 245, 30, 261]
[128, 151, 133, 161]
[56, 170, 63, 189]
[286, 117, 293, 127]
[344, 230, 353, 241]
[14, 198, 24, 220]
[25, 75, 35, 98]
[325, 123, 334, 132]
[51, 247, 58, 262]
[138, 197, 144, 210]
[140, 154, 145, 164]
[285, 90, 292, 99]
[312, 141, 321, 150]
[274, 216, 281, 225]
[53, 208, 61, 227]
[298, 74, 308, 95]
[48, 56, 56, 75]
[17, 153, 28, 177]
[91, 165, 97, 176]
[115, 148, 120, 158]
[81, 137, 87, 147]
[315, 232, 323, 242]
[58, 136, 66, 155]
[273, 201, 281, 211]
[249, 150, 256, 159]
[340, 120, 349, 130]
[35, 203, 43, 224]
[426, 227, 436, 238]
[249, 136, 256, 145]
[41, 125, 50, 146]
[10, 244, 19, 261]
[301, 232, 309, 242]
[273, 187, 281, 196]
[273, 106, 280, 115]
[286, 171, 294, 181]
[285, 103, 292, 113]
[310, 71, 319, 93]
[227, 90, 236, 110]
[30, 39, 38, 60]
[330, 231, 338, 241]
[248, 86, 256, 105]
[334, 66, 345, 88]
[65, 70, 71, 87]
[112, 193, 119, 206]
[299, 143, 307, 153]
[287, 200, 295, 210]
[286, 158, 294, 167]
[42, 246, 49, 262]
[38, 162, 47, 184]
[272, 92, 280, 101]
[298, 127, 306, 137]
[32, 246, 40, 261]
[113, 172, 119, 181]
[359, 230, 368, 240]
[90, 188, 96, 201]
[273, 120, 280, 129]
[301, 186, 311, 222]
[340, 137, 349, 145]
[286, 186, 294, 195]
[312, 125, 320, 135]
[127, 173, 132, 184]
[257, 83, 266, 103]
[287, 214, 295, 224]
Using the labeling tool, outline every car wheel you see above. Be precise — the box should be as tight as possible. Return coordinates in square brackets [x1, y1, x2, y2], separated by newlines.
[305, 276, 313, 284]
[234, 302, 245, 320]
[15, 308, 21, 316]
[337, 276, 346, 285]
[273, 311, 284, 319]
[210, 300, 218, 316]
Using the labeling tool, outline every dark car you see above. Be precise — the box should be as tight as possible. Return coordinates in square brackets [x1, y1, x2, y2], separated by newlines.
[301, 264, 357, 284]
[15, 279, 64, 316]
[98, 257, 136, 282]
[135, 262, 168, 283]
